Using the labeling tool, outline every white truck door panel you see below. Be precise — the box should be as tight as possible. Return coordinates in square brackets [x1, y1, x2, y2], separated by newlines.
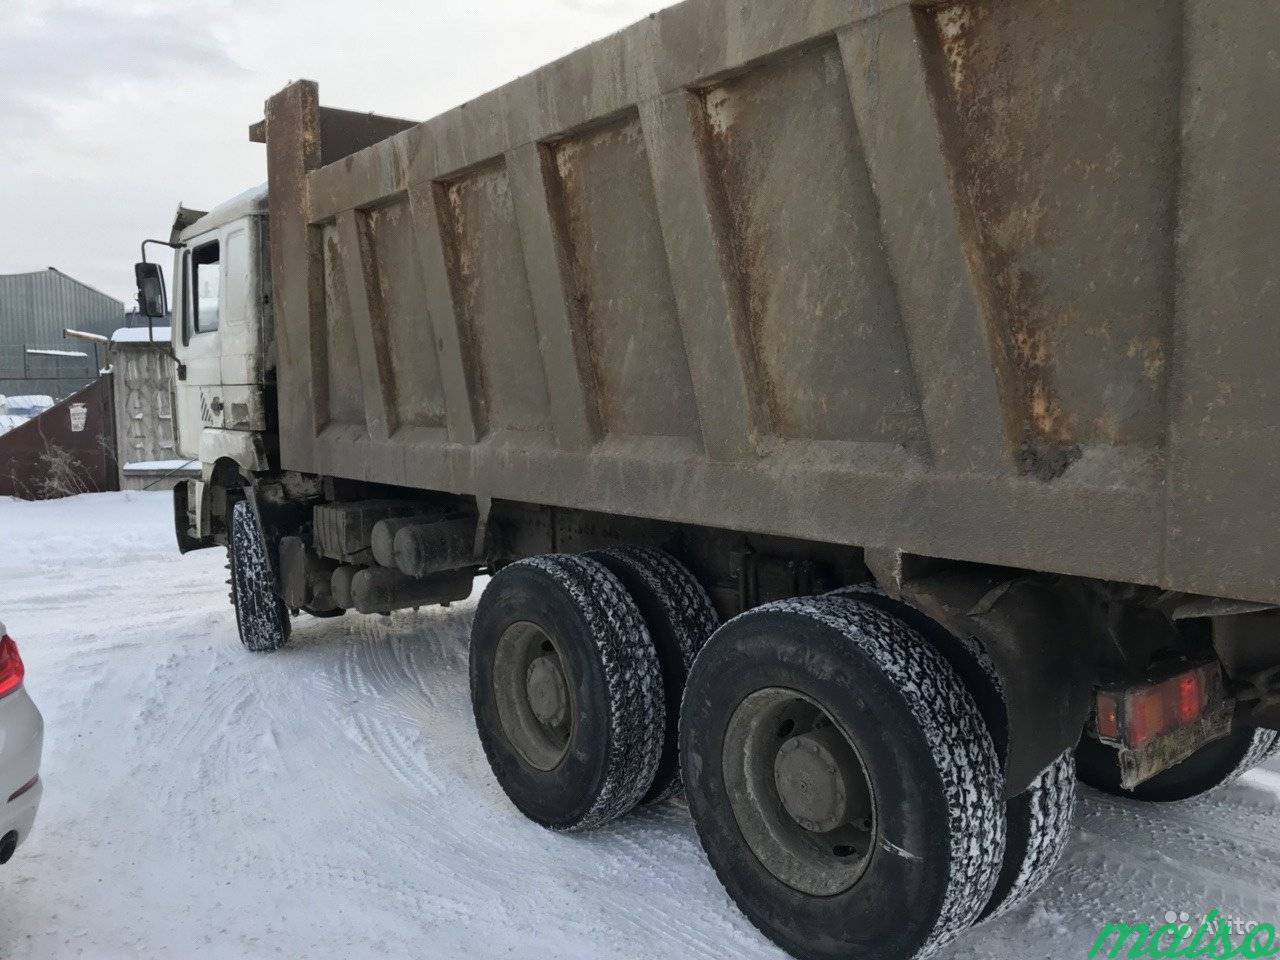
[172, 217, 268, 461]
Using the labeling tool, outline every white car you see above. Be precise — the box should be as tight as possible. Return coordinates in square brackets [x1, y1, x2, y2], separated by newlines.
[0, 622, 42, 864]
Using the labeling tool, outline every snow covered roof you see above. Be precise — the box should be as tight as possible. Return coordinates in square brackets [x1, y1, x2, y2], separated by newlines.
[122, 459, 198, 474]
[2, 395, 54, 414]
[26, 348, 88, 359]
[111, 327, 171, 344]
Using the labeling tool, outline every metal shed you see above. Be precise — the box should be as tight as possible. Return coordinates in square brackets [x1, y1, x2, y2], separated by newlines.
[0, 268, 124, 399]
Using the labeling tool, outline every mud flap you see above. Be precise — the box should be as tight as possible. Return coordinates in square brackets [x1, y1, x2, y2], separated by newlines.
[904, 573, 1097, 797]
[174, 481, 216, 554]
[244, 481, 312, 592]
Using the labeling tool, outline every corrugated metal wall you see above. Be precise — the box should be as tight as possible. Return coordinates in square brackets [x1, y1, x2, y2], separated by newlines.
[0, 268, 124, 399]
[0, 268, 124, 341]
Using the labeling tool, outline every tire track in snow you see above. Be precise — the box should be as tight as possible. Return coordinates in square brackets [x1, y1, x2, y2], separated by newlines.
[281, 608, 755, 960]
[345, 711, 445, 795]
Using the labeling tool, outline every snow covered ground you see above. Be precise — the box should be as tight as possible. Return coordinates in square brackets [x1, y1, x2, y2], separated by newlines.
[0, 492, 1276, 960]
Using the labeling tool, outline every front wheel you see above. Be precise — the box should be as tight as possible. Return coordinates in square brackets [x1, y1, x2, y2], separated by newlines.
[680, 597, 1005, 960]
[227, 499, 291, 653]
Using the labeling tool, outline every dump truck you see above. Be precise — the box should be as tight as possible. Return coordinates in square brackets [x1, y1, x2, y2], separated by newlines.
[134, 1, 1280, 957]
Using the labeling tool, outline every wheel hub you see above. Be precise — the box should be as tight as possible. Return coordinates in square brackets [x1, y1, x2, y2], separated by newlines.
[492, 622, 576, 772]
[722, 688, 878, 897]
[774, 727, 854, 833]
[526, 655, 569, 727]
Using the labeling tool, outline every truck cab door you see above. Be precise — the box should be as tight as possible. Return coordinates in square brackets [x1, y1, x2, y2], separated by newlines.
[172, 220, 268, 462]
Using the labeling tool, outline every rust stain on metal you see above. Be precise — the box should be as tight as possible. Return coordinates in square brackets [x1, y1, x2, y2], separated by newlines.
[920, 0, 1180, 476]
[323, 232, 349, 331]
[698, 80, 785, 436]
[544, 115, 701, 441]
[695, 43, 928, 447]
[353, 208, 402, 435]
[934, 2, 981, 92]
[924, 0, 1081, 479]
[1127, 336, 1166, 383]
[550, 132, 614, 430]
[435, 171, 494, 431]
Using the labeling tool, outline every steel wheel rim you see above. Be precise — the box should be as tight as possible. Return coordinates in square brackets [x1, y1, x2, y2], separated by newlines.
[493, 621, 576, 772]
[723, 687, 878, 897]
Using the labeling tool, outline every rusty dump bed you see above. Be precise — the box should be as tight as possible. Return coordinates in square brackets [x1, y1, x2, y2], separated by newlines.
[261, 0, 1280, 605]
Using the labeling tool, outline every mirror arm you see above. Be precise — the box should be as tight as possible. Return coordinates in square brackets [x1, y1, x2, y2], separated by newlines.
[140, 239, 181, 342]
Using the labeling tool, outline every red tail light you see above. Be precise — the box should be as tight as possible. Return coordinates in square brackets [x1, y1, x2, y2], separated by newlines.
[1093, 662, 1221, 750]
[0, 635, 25, 698]
[1177, 672, 1204, 725]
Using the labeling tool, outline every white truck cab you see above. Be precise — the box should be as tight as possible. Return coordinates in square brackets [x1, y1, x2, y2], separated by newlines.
[135, 183, 278, 549]
[170, 184, 274, 467]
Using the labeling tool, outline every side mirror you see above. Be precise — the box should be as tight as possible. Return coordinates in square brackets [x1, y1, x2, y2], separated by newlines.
[135, 262, 167, 319]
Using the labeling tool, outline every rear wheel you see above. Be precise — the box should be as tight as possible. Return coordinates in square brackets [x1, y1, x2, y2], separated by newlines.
[680, 597, 1005, 960]
[470, 555, 665, 832]
[227, 499, 291, 653]
[585, 546, 719, 804]
[1077, 727, 1279, 803]
[828, 584, 1077, 921]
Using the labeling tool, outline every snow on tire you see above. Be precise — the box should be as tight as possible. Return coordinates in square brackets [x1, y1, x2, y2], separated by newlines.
[680, 596, 1005, 960]
[586, 545, 719, 805]
[469, 554, 665, 832]
[985, 750, 1076, 921]
[1231, 728, 1280, 779]
[828, 583, 1076, 921]
[227, 499, 291, 653]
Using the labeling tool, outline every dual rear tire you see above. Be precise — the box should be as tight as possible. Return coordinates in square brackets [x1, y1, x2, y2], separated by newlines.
[826, 585, 1078, 923]
[471, 561, 1073, 960]
[469, 549, 718, 831]
[680, 598, 1006, 960]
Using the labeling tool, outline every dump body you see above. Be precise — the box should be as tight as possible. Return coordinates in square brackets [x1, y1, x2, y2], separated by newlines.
[260, 0, 1280, 605]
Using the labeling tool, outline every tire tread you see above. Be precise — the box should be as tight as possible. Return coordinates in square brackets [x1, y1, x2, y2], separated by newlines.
[828, 583, 1076, 922]
[587, 546, 719, 804]
[228, 500, 291, 653]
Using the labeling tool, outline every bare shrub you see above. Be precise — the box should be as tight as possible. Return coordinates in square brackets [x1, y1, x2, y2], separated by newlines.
[32, 443, 95, 501]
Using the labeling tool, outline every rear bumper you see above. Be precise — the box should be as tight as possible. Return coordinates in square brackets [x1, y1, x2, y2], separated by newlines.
[0, 686, 44, 860]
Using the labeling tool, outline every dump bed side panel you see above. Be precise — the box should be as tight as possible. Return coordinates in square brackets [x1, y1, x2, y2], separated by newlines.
[264, 0, 1280, 604]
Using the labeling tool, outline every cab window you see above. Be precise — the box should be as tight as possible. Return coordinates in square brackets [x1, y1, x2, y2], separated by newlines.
[192, 241, 221, 333]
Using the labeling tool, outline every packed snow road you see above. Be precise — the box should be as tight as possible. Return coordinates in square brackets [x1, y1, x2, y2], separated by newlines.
[0, 492, 1277, 959]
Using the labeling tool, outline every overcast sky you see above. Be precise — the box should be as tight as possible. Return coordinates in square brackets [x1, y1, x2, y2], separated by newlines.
[0, 0, 666, 307]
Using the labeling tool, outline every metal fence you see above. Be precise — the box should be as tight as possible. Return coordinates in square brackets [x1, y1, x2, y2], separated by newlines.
[0, 374, 119, 500]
